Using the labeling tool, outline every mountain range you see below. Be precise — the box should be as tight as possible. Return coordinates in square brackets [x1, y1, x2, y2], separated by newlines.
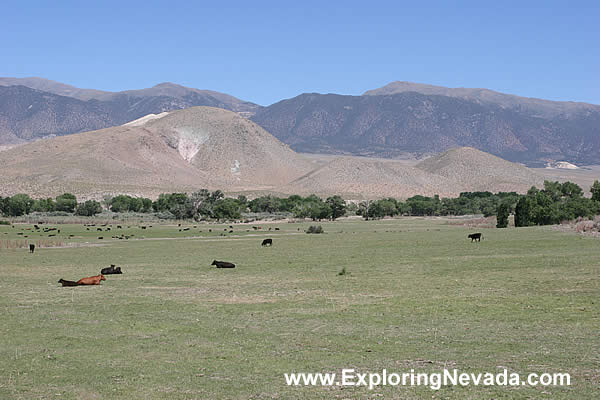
[1, 77, 599, 166]
[0, 106, 550, 200]
[0, 78, 259, 145]
[251, 89, 600, 166]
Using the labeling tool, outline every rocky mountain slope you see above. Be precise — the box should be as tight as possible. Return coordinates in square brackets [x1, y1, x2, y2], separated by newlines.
[0, 79, 260, 145]
[251, 91, 600, 165]
[364, 81, 599, 119]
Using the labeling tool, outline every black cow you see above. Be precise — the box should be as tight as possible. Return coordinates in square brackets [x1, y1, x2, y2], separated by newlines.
[29, 244, 35, 253]
[58, 279, 79, 287]
[468, 233, 483, 242]
[101, 264, 122, 274]
[211, 260, 236, 268]
[261, 238, 273, 247]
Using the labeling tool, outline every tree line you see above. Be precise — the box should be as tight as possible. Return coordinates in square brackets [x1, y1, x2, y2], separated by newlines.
[1, 180, 599, 225]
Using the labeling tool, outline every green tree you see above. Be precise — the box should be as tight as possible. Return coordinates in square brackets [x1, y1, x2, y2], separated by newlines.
[496, 202, 510, 228]
[367, 199, 397, 219]
[110, 195, 134, 212]
[0, 196, 8, 216]
[515, 196, 533, 227]
[307, 201, 331, 221]
[7, 194, 34, 216]
[213, 198, 242, 220]
[591, 180, 600, 202]
[31, 198, 55, 212]
[55, 193, 77, 213]
[140, 198, 153, 213]
[326, 195, 346, 220]
[75, 200, 103, 216]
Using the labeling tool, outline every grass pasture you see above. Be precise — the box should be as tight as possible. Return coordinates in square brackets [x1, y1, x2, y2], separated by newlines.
[0, 218, 598, 399]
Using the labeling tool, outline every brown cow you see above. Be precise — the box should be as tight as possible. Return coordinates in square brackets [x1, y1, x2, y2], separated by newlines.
[76, 274, 106, 285]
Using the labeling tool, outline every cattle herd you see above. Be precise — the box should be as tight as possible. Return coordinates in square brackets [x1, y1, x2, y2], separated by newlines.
[14, 221, 485, 288]
[49, 223, 282, 286]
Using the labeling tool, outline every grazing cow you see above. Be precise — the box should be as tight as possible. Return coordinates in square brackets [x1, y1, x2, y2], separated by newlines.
[468, 233, 483, 242]
[98, 237, 103, 239]
[97, 228, 103, 231]
[211, 260, 236, 268]
[101, 264, 122, 274]
[29, 244, 35, 253]
[58, 278, 79, 287]
[77, 274, 106, 285]
[141, 226, 147, 229]
[275, 227, 280, 231]
[117, 225, 122, 229]
[261, 238, 273, 247]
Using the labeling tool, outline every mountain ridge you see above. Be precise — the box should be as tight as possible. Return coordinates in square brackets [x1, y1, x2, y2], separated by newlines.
[251, 91, 600, 165]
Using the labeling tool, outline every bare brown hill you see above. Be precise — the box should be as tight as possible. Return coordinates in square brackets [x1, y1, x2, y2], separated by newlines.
[416, 147, 545, 193]
[281, 157, 457, 199]
[0, 107, 313, 198]
[278, 148, 546, 199]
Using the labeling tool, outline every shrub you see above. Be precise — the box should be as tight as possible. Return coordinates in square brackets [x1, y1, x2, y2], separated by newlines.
[306, 225, 324, 234]
[0, 220, 10, 225]
[156, 211, 176, 220]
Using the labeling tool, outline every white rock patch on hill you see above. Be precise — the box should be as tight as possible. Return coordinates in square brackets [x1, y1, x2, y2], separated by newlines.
[175, 126, 210, 162]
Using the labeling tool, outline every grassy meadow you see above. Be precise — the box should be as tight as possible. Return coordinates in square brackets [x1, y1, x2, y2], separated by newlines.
[0, 218, 598, 399]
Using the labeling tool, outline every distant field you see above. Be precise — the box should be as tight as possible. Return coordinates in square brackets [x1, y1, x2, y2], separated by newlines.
[0, 218, 598, 399]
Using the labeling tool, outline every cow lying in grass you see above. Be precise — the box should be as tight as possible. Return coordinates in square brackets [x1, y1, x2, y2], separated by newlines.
[77, 274, 106, 285]
[58, 275, 106, 286]
[211, 260, 236, 268]
[58, 279, 79, 287]
[101, 264, 122, 274]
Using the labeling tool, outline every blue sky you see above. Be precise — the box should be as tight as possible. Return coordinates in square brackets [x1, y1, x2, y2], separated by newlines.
[2, 0, 599, 106]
